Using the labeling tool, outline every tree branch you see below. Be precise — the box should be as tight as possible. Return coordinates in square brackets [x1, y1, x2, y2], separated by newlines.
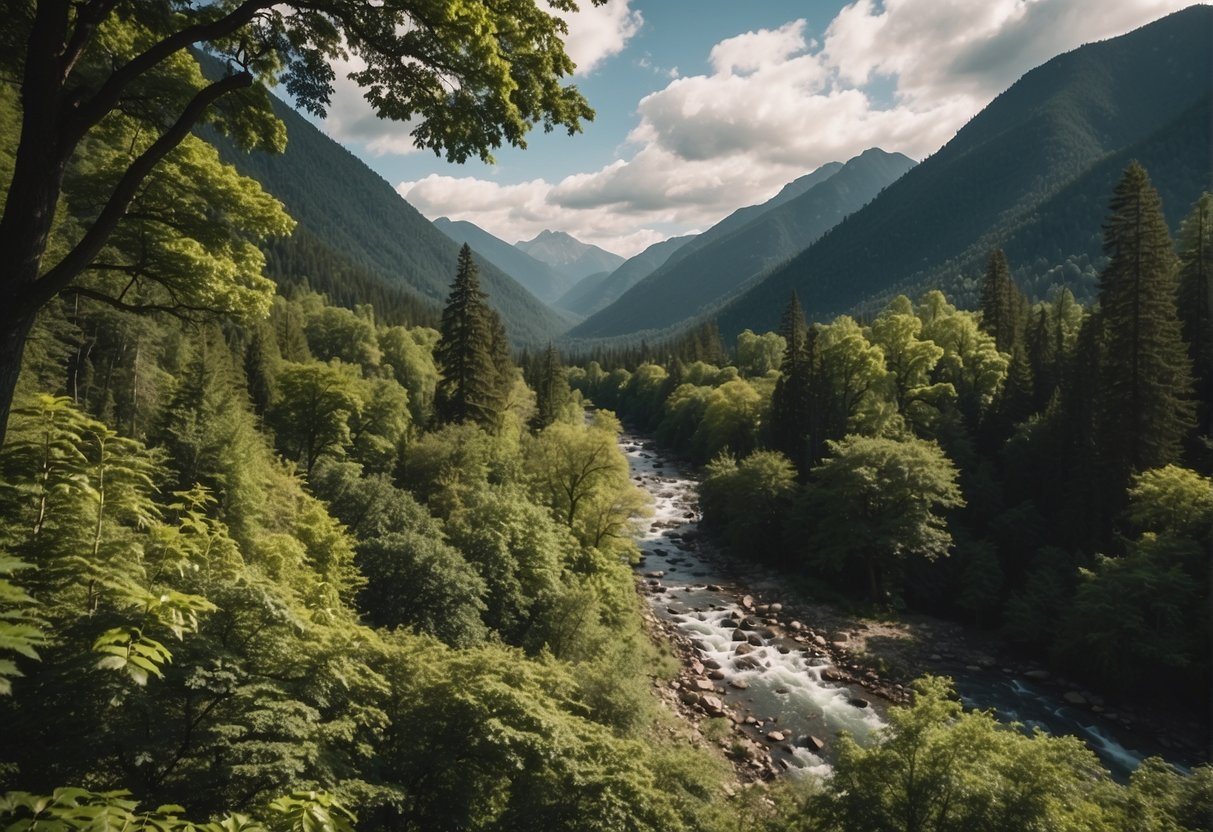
[31, 70, 253, 309]
[62, 286, 226, 320]
[67, 0, 272, 139]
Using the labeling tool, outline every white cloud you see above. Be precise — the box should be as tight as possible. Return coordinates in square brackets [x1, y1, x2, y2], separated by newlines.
[397, 174, 668, 257]
[396, 0, 1195, 253]
[313, 55, 421, 157]
[557, 0, 643, 75]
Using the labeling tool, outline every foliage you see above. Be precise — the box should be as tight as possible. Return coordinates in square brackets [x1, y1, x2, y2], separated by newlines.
[805, 435, 964, 603]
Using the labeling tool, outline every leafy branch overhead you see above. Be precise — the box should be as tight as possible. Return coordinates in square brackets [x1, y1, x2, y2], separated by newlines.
[0, 0, 607, 446]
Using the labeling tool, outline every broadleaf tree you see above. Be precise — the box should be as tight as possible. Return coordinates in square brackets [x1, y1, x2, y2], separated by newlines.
[0, 0, 605, 446]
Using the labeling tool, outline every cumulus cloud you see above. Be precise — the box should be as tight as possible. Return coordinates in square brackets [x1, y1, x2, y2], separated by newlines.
[396, 0, 1193, 253]
[398, 174, 669, 257]
[558, 0, 643, 75]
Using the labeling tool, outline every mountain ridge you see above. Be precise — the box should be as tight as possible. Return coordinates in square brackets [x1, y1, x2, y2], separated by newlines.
[569, 147, 916, 339]
[715, 5, 1213, 338]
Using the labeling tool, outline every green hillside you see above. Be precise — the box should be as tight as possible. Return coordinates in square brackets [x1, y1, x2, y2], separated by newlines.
[718, 5, 1213, 336]
[571, 148, 914, 339]
[200, 62, 573, 345]
[555, 235, 695, 317]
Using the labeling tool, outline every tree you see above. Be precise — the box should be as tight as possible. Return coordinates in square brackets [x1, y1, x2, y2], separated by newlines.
[979, 249, 1026, 353]
[812, 676, 1120, 832]
[1175, 193, 1212, 448]
[805, 435, 964, 603]
[1096, 162, 1193, 476]
[769, 291, 815, 471]
[434, 245, 500, 430]
[532, 343, 571, 430]
[0, 1, 603, 446]
[267, 360, 362, 475]
[736, 329, 785, 377]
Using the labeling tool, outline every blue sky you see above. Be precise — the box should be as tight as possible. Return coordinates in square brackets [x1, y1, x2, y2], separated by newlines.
[311, 0, 1194, 256]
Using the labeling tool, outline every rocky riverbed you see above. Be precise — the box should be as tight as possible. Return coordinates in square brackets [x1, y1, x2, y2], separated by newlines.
[622, 433, 1209, 782]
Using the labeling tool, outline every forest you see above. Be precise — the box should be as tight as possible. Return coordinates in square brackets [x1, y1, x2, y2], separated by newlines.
[1, 3, 1211, 831]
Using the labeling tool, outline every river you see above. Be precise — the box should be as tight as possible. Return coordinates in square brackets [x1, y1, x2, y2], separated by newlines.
[621, 433, 1183, 781]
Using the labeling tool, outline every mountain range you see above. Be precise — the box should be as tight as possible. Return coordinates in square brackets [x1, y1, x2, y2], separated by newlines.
[714, 4, 1213, 338]
[514, 230, 626, 285]
[432, 217, 574, 305]
[570, 148, 916, 339]
[199, 55, 572, 345]
[555, 235, 696, 318]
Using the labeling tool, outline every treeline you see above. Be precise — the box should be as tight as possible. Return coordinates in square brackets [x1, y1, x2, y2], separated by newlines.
[571, 165, 1212, 709]
[0, 245, 740, 831]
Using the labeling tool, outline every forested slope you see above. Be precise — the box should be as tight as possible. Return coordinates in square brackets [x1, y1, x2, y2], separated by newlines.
[718, 5, 1213, 336]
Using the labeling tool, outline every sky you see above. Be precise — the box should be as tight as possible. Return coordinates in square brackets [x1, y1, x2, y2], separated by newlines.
[308, 0, 1196, 257]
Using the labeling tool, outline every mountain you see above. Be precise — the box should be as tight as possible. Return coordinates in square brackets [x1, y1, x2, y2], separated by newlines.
[433, 217, 573, 305]
[570, 148, 915, 339]
[716, 5, 1213, 338]
[555, 235, 696, 317]
[197, 58, 571, 345]
[515, 230, 626, 282]
[669, 161, 846, 268]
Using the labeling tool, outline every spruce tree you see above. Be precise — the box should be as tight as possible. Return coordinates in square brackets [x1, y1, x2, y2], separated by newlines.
[979, 249, 1025, 353]
[1176, 192, 1212, 449]
[1096, 162, 1194, 476]
[434, 244, 498, 429]
[532, 343, 569, 431]
[770, 291, 814, 473]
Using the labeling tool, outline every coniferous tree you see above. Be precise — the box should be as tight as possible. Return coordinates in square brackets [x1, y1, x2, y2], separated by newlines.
[979, 249, 1025, 353]
[434, 245, 499, 430]
[1096, 162, 1194, 477]
[1176, 192, 1212, 453]
[532, 343, 569, 431]
[769, 291, 815, 473]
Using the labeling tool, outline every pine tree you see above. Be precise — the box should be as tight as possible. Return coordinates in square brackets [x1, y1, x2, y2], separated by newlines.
[1096, 162, 1194, 476]
[434, 244, 498, 429]
[532, 343, 569, 431]
[979, 249, 1025, 354]
[1176, 192, 1212, 450]
[769, 291, 815, 473]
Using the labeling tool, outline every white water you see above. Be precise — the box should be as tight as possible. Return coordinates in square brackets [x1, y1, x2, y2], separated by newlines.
[624, 435, 885, 775]
[622, 433, 1172, 781]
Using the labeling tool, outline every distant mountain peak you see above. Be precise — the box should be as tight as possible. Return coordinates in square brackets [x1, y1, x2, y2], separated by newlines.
[515, 230, 625, 282]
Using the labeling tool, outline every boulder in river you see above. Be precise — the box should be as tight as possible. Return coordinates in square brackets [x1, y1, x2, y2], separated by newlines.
[746, 633, 764, 647]
[729, 679, 750, 690]
[702, 695, 726, 716]
[735, 643, 755, 656]
[766, 731, 785, 743]
[848, 697, 870, 709]
[741, 595, 754, 610]
[1063, 691, 1088, 706]
[802, 735, 825, 752]
[731, 629, 747, 642]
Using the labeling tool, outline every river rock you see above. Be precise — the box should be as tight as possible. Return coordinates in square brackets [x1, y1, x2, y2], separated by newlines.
[694, 679, 715, 692]
[703, 658, 722, 670]
[679, 690, 700, 706]
[721, 618, 740, 629]
[735, 643, 755, 656]
[690, 659, 704, 674]
[814, 635, 828, 647]
[789, 621, 803, 631]
[731, 628, 747, 642]
[702, 695, 725, 716]
[848, 697, 870, 709]
[741, 595, 754, 610]
[769, 603, 783, 613]
[709, 669, 726, 680]
[803, 735, 825, 752]
[729, 679, 750, 690]
[766, 731, 785, 743]
[1063, 691, 1087, 706]
[1024, 669, 1050, 681]
[746, 633, 764, 647]
[761, 628, 777, 639]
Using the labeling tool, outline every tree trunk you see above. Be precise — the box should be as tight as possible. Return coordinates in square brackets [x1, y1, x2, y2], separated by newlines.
[0, 306, 38, 447]
[865, 555, 881, 605]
